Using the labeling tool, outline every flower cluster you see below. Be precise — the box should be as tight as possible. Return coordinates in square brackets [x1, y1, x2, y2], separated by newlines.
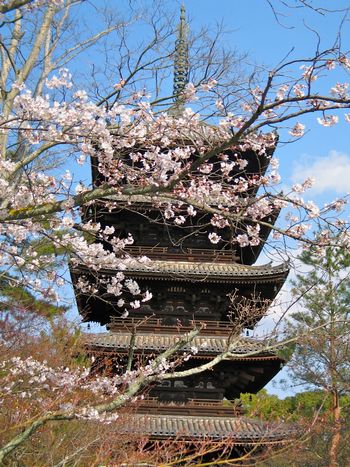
[0, 61, 349, 312]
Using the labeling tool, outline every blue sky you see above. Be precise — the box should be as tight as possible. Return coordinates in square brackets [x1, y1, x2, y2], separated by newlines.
[70, 0, 350, 205]
[183, 0, 350, 195]
[66, 0, 350, 397]
[68, 0, 350, 203]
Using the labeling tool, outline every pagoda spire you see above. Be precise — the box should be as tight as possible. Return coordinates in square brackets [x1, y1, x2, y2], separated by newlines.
[172, 3, 189, 114]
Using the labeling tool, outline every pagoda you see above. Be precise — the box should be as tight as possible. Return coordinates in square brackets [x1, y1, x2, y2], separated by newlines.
[71, 5, 294, 461]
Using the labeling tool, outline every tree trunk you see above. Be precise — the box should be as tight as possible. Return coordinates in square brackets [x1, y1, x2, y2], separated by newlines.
[329, 391, 341, 467]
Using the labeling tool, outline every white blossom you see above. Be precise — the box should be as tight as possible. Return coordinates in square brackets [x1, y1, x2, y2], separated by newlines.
[208, 232, 221, 244]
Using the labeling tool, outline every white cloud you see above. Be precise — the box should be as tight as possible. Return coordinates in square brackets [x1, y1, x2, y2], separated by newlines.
[291, 150, 350, 195]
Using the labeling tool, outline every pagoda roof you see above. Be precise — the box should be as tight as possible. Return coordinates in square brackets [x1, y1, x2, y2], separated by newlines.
[77, 259, 289, 284]
[118, 412, 295, 442]
[94, 192, 265, 209]
[71, 260, 288, 325]
[85, 331, 283, 361]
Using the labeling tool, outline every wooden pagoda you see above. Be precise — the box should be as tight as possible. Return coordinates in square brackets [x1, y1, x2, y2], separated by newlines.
[71, 5, 294, 461]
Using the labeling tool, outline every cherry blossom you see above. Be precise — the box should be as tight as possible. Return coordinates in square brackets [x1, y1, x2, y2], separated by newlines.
[275, 84, 289, 101]
[2, 3, 350, 463]
[200, 79, 217, 91]
[300, 65, 318, 81]
[0, 50, 349, 316]
[236, 234, 250, 247]
[289, 122, 305, 138]
[208, 232, 221, 244]
[46, 68, 72, 89]
[292, 84, 306, 97]
[330, 82, 349, 99]
[317, 115, 339, 127]
[326, 60, 336, 70]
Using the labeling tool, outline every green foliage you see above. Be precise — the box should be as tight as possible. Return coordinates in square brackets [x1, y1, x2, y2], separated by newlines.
[286, 237, 350, 394]
[291, 243, 350, 326]
[241, 389, 293, 421]
[0, 276, 67, 319]
[242, 389, 350, 422]
[272, 236, 350, 465]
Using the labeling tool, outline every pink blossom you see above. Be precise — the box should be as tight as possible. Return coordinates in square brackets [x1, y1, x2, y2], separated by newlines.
[125, 279, 140, 295]
[339, 55, 350, 69]
[305, 201, 320, 218]
[288, 224, 310, 238]
[275, 84, 289, 101]
[142, 291, 153, 302]
[174, 216, 186, 225]
[270, 158, 279, 169]
[326, 60, 336, 70]
[113, 80, 125, 90]
[289, 122, 305, 138]
[215, 99, 224, 110]
[236, 234, 249, 247]
[183, 82, 198, 101]
[292, 183, 304, 193]
[187, 205, 197, 216]
[208, 232, 221, 244]
[211, 214, 229, 228]
[292, 84, 306, 97]
[46, 68, 72, 89]
[330, 82, 349, 99]
[317, 115, 339, 127]
[200, 79, 217, 91]
[300, 65, 317, 81]
[236, 158, 248, 170]
[302, 177, 315, 189]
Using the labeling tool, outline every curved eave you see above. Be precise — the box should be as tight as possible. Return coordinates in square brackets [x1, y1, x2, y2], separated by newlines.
[83, 332, 284, 362]
[71, 260, 289, 285]
[88, 348, 281, 363]
[117, 413, 295, 443]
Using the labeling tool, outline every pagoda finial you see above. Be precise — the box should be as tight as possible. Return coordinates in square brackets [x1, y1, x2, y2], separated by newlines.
[172, 3, 189, 114]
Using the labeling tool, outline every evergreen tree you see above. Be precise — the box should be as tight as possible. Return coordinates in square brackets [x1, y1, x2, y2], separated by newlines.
[286, 239, 350, 466]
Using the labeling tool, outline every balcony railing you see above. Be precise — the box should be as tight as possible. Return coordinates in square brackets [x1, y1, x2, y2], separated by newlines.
[108, 317, 234, 336]
[125, 245, 239, 263]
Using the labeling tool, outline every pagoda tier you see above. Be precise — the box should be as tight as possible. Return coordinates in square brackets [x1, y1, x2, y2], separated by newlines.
[85, 331, 284, 400]
[83, 196, 281, 266]
[70, 260, 289, 326]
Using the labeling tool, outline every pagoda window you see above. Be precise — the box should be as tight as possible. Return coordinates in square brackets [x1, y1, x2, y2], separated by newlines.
[164, 304, 174, 313]
[194, 380, 205, 389]
[159, 380, 171, 387]
[175, 305, 186, 314]
[174, 380, 187, 388]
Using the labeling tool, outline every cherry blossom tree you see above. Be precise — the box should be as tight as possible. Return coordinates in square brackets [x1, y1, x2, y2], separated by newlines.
[1, 0, 350, 463]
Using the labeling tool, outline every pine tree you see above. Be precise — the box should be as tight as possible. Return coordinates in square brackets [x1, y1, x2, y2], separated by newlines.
[286, 239, 350, 466]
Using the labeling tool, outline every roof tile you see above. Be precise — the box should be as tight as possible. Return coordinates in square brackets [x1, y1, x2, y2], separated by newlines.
[85, 331, 282, 359]
[119, 413, 295, 441]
